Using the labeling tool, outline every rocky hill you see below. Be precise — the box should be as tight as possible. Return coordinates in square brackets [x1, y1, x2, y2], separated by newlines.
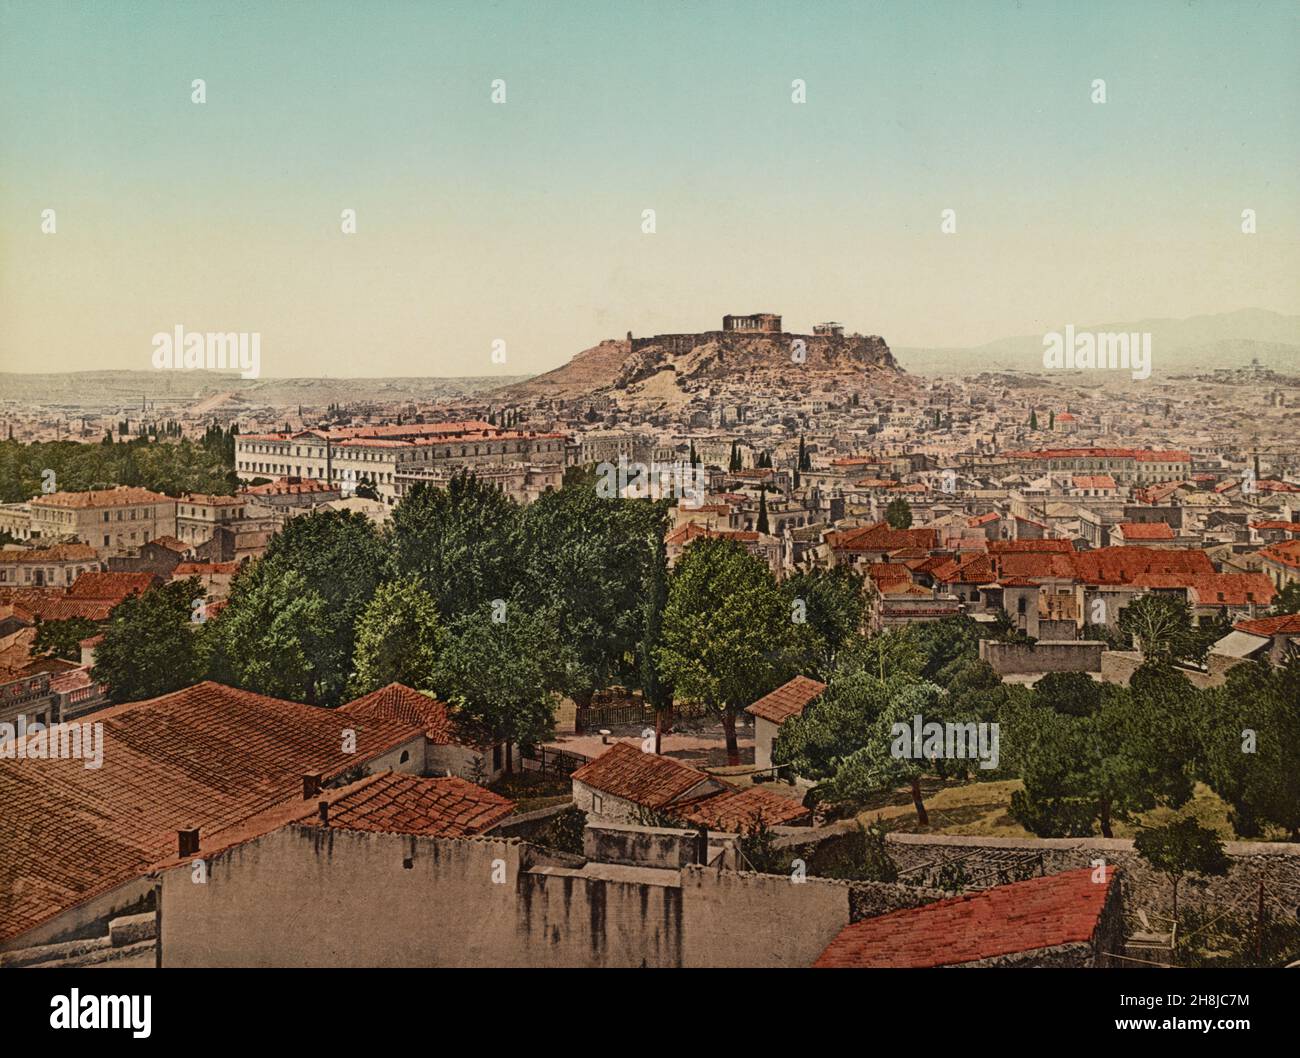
[493, 329, 904, 407]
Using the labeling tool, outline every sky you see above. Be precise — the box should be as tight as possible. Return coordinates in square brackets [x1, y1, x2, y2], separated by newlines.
[1, 0, 1298, 378]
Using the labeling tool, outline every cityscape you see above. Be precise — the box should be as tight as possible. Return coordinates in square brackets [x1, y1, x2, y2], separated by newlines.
[0, 0, 1297, 1024]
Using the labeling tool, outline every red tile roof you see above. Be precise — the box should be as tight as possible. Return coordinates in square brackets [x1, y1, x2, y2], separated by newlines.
[148, 536, 191, 552]
[669, 785, 810, 831]
[2, 543, 99, 564]
[1116, 522, 1175, 541]
[1260, 539, 1300, 571]
[867, 562, 915, 590]
[0, 681, 424, 945]
[298, 772, 513, 837]
[1070, 547, 1214, 585]
[987, 539, 1074, 554]
[1236, 613, 1300, 636]
[240, 477, 337, 496]
[14, 597, 119, 622]
[826, 521, 939, 554]
[933, 554, 996, 584]
[339, 683, 463, 745]
[67, 572, 157, 602]
[666, 524, 762, 546]
[30, 486, 173, 510]
[1184, 574, 1275, 607]
[571, 742, 717, 809]
[1071, 475, 1116, 489]
[745, 675, 826, 725]
[814, 866, 1115, 968]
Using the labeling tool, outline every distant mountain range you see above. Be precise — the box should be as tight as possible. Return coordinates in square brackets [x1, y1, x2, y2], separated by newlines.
[0, 371, 526, 413]
[894, 309, 1300, 376]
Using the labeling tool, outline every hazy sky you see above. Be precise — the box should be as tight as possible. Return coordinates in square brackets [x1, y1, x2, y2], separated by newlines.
[2, 0, 1298, 378]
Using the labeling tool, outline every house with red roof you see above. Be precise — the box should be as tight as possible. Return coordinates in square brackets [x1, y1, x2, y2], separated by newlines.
[0, 680, 431, 951]
[814, 866, 1122, 968]
[571, 741, 810, 833]
[339, 682, 511, 782]
[825, 521, 940, 567]
[1215, 612, 1300, 667]
[571, 742, 725, 824]
[0, 543, 101, 590]
[745, 675, 826, 769]
[1258, 539, 1300, 591]
[1111, 521, 1177, 546]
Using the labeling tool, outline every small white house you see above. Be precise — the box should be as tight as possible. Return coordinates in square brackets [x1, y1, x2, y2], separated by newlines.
[744, 676, 826, 771]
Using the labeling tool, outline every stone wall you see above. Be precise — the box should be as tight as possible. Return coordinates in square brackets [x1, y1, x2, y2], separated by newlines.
[584, 820, 712, 869]
[846, 880, 948, 921]
[158, 823, 852, 968]
[882, 833, 1300, 925]
[980, 638, 1103, 674]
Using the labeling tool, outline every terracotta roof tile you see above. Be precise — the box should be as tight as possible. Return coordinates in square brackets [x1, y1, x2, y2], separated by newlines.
[571, 742, 716, 809]
[814, 867, 1115, 967]
[1236, 612, 1300, 636]
[669, 785, 810, 830]
[0, 681, 423, 944]
[67, 572, 157, 602]
[745, 676, 826, 725]
[299, 773, 513, 838]
[338, 683, 463, 745]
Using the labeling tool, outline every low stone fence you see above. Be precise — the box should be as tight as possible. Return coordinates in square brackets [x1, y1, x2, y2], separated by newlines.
[980, 638, 1103, 674]
[883, 833, 1300, 924]
[583, 820, 741, 870]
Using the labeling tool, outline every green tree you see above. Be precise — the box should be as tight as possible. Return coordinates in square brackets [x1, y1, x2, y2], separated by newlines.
[1009, 678, 1196, 838]
[756, 489, 769, 534]
[1269, 581, 1300, 615]
[885, 497, 912, 530]
[32, 616, 98, 662]
[1033, 670, 1103, 717]
[254, 508, 388, 704]
[434, 604, 568, 774]
[834, 628, 925, 684]
[93, 579, 208, 703]
[1197, 658, 1300, 839]
[390, 471, 520, 621]
[206, 565, 329, 703]
[783, 566, 868, 679]
[820, 681, 951, 824]
[657, 537, 795, 764]
[347, 577, 444, 697]
[774, 670, 896, 782]
[1119, 593, 1202, 664]
[521, 474, 667, 707]
[1134, 819, 1231, 941]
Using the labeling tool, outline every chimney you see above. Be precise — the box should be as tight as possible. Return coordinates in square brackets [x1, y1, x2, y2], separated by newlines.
[318, 800, 329, 826]
[178, 827, 200, 858]
[302, 772, 322, 800]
